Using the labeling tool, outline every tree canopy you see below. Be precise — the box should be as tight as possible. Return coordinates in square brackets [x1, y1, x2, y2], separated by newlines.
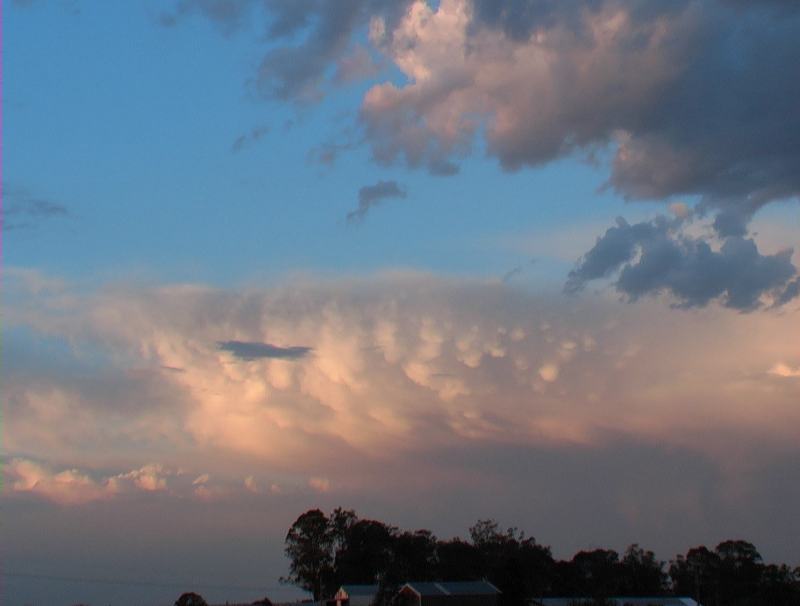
[283, 509, 799, 606]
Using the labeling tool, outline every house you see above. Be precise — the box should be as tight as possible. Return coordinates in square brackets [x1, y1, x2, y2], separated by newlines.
[330, 584, 381, 606]
[532, 598, 700, 606]
[396, 581, 501, 606]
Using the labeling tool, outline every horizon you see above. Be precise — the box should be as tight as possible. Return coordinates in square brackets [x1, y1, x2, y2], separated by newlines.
[3, 1, 799, 605]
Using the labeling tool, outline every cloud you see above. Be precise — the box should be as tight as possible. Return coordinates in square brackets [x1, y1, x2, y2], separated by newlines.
[565, 215, 799, 310]
[163, 0, 412, 102]
[362, 1, 800, 213]
[231, 124, 269, 153]
[308, 476, 331, 493]
[217, 340, 312, 360]
[4, 187, 69, 231]
[347, 180, 407, 222]
[107, 464, 172, 493]
[7, 460, 176, 505]
[164, 1, 800, 222]
[160, 0, 257, 35]
[7, 458, 112, 505]
[8, 271, 800, 479]
[769, 363, 800, 379]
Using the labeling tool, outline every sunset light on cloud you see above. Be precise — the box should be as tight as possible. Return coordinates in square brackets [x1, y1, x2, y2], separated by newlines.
[4, 1, 800, 605]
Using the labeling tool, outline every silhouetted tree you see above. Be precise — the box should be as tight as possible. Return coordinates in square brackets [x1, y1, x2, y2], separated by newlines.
[669, 546, 721, 606]
[391, 529, 438, 582]
[619, 544, 667, 595]
[334, 518, 397, 585]
[436, 538, 483, 580]
[759, 564, 800, 606]
[280, 508, 800, 606]
[175, 592, 208, 606]
[570, 549, 621, 599]
[283, 509, 335, 600]
[715, 540, 762, 606]
[466, 518, 554, 606]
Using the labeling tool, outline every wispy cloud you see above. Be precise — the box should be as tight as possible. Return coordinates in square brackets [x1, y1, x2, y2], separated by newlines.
[5, 187, 69, 231]
[347, 180, 406, 223]
[230, 124, 269, 153]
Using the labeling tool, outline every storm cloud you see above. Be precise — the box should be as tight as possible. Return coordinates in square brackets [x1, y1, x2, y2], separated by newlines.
[217, 340, 312, 360]
[566, 216, 799, 310]
[347, 180, 407, 222]
[161, 0, 800, 310]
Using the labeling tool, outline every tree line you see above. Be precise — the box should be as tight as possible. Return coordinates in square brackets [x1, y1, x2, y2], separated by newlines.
[282, 508, 800, 606]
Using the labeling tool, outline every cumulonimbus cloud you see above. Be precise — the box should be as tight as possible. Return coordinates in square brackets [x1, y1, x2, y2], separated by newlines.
[166, 0, 800, 311]
[7, 272, 800, 482]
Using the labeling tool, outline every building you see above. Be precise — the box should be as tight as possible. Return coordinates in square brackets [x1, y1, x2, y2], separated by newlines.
[532, 598, 700, 606]
[396, 581, 501, 606]
[330, 584, 381, 606]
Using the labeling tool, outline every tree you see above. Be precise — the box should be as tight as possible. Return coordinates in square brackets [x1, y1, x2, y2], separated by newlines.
[174, 592, 208, 606]
[283, 509, 335, 600]
[715, 540, 762, 606]
[619, 544, 667, 595]
[570, 549, 621, 599]
[334, 518, 396, 585]
[436, 538, 483, 580]
[670, 546, 720, 606]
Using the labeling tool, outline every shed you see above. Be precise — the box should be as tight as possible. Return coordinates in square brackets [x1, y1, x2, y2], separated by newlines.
[397, 581, 500, 606]
[331, 584, 380, 606]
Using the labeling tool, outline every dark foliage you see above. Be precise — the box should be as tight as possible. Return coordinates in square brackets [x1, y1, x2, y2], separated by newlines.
[174, 592, 208, 606]
[282, 510, 800, 606]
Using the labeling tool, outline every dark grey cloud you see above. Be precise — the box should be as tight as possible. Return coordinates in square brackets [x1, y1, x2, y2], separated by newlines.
[566, 216, 798, 310]
[360, 1, 800, 230]
[160, 0, 256, 34]
[5, 188, 69, 231]
[502, 259, 537, 283]
[466, 1, 800, 208]
[217, 340, 312, 360]
[165, 0, 411, 102]
[347, 180, 406, 223]
[230, 124, 269, 153]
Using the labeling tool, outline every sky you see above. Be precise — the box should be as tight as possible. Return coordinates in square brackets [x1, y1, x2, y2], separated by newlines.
[3, 1, 800, 605]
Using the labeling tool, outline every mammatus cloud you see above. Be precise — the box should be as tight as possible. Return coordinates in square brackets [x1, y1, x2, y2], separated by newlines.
[231, 125, 269, 153]
[347, 180, 407, 222]
[217, 340, 312, 360]
[565, 216, 799, 310]
[7, 272, 800, 480]
[5, 272, 800, 560]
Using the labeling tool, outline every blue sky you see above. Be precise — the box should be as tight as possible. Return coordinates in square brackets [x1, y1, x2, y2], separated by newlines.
[5, 0, 660, 286]
[4, 2, 800, 605]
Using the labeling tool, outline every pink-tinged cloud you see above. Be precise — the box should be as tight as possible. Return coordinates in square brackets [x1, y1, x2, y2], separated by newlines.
[7, 459, 176, 505]
[6, 271, 800, 480]
[769, 363, 800, 378]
